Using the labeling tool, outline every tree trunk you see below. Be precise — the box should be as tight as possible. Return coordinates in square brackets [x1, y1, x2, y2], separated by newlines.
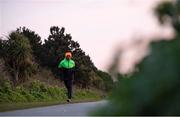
[12, 62, 19, 85]
[15, 71, 19, 82]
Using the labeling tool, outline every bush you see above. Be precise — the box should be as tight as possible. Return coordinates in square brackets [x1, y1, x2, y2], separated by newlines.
[97, 70, 114, 91]
[0, 80, 103, 103]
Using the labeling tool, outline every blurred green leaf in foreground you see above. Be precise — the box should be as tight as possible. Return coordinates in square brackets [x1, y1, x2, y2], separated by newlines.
[93, 0, 180, 116]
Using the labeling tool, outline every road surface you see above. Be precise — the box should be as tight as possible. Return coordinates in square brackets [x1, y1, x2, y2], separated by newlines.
[0, 100, 107, 116]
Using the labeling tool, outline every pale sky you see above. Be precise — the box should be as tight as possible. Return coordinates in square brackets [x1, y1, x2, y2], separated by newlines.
[0, 0, 174, 72]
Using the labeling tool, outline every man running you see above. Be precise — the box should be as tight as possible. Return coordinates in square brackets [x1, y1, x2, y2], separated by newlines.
[58, 51, 75, 102]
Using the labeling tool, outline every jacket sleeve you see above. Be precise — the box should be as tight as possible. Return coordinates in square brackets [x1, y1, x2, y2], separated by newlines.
[58, 61, 64, 79]
[58, 61, 63, 68]
[73, 62, 76, 75]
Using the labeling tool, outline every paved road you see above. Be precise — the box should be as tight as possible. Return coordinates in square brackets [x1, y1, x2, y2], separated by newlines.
[0, 100, 107, 116]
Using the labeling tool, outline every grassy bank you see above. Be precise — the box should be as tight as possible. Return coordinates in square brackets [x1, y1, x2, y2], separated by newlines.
[0, 80, 105, 112]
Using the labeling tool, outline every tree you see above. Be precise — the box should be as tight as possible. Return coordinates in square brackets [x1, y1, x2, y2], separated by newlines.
[41, 26, 102, 88]
[2, 32, 37, 84]
[155, 0, 180, 33]
[16, 27, 42, 64]
[0, 39, 3, 58]
[40, 26, 73, 77]
[72, 48, 98, 88]
[97, 70, 114, 91]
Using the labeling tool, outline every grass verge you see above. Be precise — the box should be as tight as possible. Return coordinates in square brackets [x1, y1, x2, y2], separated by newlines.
[0, 80, 105, 112]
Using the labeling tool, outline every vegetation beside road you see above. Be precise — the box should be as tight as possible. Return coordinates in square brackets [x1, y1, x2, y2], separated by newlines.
[0, 80, 105, 112]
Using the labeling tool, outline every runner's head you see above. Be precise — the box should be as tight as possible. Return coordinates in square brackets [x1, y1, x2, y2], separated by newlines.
[65, 52, 72, 60]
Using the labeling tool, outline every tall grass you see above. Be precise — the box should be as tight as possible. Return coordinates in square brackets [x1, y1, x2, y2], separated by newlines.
[0, 80, 104, 104]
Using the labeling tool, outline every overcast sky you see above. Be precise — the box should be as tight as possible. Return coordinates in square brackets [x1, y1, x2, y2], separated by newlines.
[0, 0, 174, 72]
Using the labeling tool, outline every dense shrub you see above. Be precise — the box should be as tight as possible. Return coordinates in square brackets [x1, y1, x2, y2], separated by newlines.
[0, 80, 103, 103]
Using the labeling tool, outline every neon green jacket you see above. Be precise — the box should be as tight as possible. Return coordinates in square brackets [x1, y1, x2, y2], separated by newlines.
[58, 58, 75, 69]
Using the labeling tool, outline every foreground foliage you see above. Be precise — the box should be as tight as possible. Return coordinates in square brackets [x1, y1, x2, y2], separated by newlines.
[93, 0, 180, 116]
